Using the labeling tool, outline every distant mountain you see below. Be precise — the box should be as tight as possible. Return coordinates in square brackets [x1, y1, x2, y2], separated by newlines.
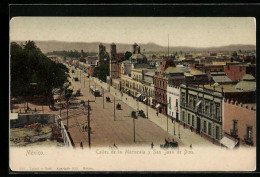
[14, 40, 256, 54]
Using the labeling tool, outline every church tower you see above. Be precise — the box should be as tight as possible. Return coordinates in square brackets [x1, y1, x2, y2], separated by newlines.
[110, 43, 118, 78]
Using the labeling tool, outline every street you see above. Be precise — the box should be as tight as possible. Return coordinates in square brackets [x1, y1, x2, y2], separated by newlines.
[60, 66, 183, 148]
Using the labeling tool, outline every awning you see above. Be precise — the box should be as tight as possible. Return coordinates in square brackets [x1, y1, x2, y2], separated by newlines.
[156, 104, 161, 109]
[196, 100, 202, 107]
[143, 98, 147, 102]
[136, 93, 142, 98]
[220, 136, 238, 149]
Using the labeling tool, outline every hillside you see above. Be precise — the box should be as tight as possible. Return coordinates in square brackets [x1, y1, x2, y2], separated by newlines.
[14, 40, 256, 54]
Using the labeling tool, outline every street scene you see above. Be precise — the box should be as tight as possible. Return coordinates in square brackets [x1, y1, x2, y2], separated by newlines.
[10, 17, 256, 152]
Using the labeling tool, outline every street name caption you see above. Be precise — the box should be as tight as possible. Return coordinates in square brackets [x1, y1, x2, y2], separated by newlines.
[96, 148, 194, 156]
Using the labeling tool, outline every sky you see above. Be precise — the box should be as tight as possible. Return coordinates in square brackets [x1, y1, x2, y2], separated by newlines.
[10, 17, 256, 48]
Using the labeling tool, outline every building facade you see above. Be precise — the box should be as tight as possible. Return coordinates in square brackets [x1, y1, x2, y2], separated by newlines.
[167, 85, 180, 121]
[179, 84, 224, 144]
[223, 99, 256, 146]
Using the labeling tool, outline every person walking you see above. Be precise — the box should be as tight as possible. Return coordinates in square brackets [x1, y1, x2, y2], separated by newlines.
[82, 125, 85, 132]
[114, 144, 118, 149]
[151, 142, 154, 149]
[156, 112, 159, 116]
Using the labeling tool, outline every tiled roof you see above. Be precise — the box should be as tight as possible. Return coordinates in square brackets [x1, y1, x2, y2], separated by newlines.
[242, 74, 255, 81]
[189, 69, 206, 76]
[235, 81, 256, 91]
[212, 76, 233, 83]
[163, 67, 184, 74]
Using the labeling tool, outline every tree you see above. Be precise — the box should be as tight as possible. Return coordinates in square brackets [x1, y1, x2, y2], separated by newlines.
[11, 41, 69, 100]
[93, 63, 109, 82]
[124, 51, 132, 60]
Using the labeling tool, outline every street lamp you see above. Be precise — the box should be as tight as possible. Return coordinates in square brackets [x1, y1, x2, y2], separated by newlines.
[131, 111, 138, 142]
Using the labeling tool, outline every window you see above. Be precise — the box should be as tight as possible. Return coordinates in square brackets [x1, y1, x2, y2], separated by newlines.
[169, 97, 171, 109]
[192, 115, 194, 127]
[203, 120, 207, 133]
[176, 99, 178, 108]
[208, 122, 212, 136]
[182, 111, 185, 121]
[193, 99, 196, 108]
[215, 104, 220, 119]
[188, 114, 190, 125]
[189, 96, 192, 107]
[216, 126, 220, 140]
[247, 126, 253, 140]
[210, 103, 213, 115]
[233, 120, 238, 131]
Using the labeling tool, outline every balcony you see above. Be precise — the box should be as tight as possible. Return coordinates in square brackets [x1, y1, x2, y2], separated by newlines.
[230, 129, 238, 138]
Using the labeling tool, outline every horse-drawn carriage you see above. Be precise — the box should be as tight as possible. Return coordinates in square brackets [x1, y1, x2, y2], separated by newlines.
[116, 103, 121, 110]
[106, 96, 111, 102]
[138, 110, 146, 118]
[160, 139, 178, 148]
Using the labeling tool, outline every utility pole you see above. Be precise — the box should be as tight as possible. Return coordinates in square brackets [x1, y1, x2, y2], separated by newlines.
[80, 71, 81, 83]
[84, 76, 85, 88]
[94, 74, 97, 101]
[131, 111, 138, 143]
[87, 99, 95, 149]
[67, 99, 69, 130]
[174, 116, 176, 136]
[60, 92, 62, 117]
[103, 87, 104, 109]
[114, 96, 116, 121]
[87, 100, 91, 149]
[89, 76, 90, 93]
[178, 119, 180, 139]
[133, 117, 135, 142]
[167, 112, 168, 133]
[146, 90, 148, 119]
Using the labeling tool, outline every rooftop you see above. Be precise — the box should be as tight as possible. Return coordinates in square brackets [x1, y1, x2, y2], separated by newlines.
[212, 76, 233, 83]
[242, 74, 255, 81]
[189, 69, 206, 76]
[235, 81, 256, 92]
[164, 67, 184, 74]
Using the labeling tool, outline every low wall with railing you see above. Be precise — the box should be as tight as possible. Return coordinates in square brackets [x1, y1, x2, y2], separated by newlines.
[10, 113, 74, 148]
[54, 115, 74, 148]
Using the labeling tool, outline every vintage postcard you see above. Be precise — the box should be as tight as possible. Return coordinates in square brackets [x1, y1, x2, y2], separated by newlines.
[9, 17, 256, 172]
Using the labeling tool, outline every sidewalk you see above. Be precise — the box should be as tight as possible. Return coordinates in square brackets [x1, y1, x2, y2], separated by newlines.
[92, 77, 217, 148]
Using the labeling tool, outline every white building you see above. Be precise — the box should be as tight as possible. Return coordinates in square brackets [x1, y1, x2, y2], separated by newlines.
[167, 84, 180, 121]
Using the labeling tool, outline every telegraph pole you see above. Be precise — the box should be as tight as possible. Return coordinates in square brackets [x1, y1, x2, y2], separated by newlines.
[167, 112, 169, 133]
[146, 91, 148, 119]
[67, 99, 69, 130]
[174, 117, 176, 135]
[89, 76, 90, 93]
[178, 120, 180, 139]
[87, 99, 95, 149]
[103, 87, 104, 109]
[60, 92, 62, 117]
[114, 96, 116, 121]
[133, 117, 135, 142]
[87, 100, 91, 149]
